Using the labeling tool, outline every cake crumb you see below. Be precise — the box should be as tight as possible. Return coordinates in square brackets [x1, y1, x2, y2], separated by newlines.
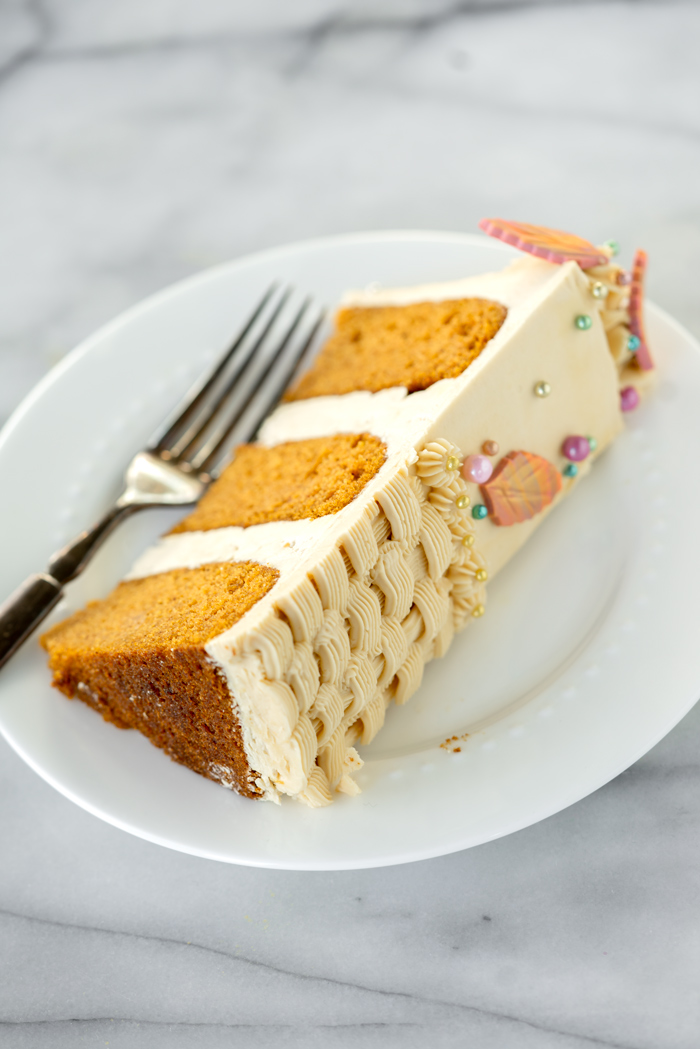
[440, 732, 470, 753]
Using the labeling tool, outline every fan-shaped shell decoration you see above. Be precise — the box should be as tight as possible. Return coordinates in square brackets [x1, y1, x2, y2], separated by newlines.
[480, 450, 562, 527]
[628, 248, 654, 371]
[479, 218, 609, 269]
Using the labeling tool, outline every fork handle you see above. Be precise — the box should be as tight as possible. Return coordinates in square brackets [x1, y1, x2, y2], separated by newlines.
[0, 504, 133, 672]
[0, 574, 63, 670]
[48, 504, 130, 585]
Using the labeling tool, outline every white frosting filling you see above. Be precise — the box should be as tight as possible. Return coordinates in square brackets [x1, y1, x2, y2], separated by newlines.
[127, 255, 625, 805]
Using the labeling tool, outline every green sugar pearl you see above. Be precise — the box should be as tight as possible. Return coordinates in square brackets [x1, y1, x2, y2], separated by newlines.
[586, 436, 598, 452]
[563, 463, 578, 478]
[627, 334, 641, 352]
[575, 314, 593, 331]
[603, 239, 620, 256]
[472, 504, 488, 520]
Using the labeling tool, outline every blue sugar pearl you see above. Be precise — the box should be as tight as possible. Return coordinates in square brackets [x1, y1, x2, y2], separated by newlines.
[563, 463, 578, 478]
[472, 504, 488, 520]
[575, 314, 593, 330]
[627, 334, 641, 352]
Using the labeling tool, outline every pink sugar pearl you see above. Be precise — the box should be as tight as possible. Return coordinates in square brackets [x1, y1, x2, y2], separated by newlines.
[562, 435, 590, 462]
[620, 385, 640, 412]
[463, 454, 493, 484]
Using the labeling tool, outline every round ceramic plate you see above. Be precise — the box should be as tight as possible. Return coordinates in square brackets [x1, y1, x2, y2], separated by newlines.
[0, 232, 698, 870]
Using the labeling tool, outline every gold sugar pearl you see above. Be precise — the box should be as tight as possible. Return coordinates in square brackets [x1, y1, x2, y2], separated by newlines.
[472, 604, 485, 618]
[482, 440, 499, 456]
[455, 494, 470, 510]
[475, 568, 488, 582]
[445, 455, 460, 471]
[461, 534, 475, 547]
[534, 381, 551, 398]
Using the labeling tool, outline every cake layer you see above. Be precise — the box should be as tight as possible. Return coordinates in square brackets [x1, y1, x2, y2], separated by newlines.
[285, 298, 507, 400]
[41, 562, 280, 796]
[43, 562, 279, 653]
[172, 433, 386, 533]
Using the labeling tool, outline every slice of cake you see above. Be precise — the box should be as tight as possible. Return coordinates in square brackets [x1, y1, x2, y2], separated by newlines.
[42, 221, 654, 806]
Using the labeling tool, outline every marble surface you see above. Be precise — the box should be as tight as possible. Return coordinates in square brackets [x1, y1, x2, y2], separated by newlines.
[2, 1, 700, 1045]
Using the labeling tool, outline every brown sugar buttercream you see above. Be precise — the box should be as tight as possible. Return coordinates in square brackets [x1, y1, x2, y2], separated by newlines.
[284, 298, 507, 401]
[192, 259, 624, 804]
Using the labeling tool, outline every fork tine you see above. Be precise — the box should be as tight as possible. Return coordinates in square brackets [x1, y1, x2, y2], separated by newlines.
[189, 297, 311, 476]
[243, 310, 325, 437]
[192, 302, 324, 479]
[167, 286, 293, 462]
[150, 282, 278, 457]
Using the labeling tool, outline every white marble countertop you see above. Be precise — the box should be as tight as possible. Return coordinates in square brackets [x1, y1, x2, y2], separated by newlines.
[2, 2, 700, 1046]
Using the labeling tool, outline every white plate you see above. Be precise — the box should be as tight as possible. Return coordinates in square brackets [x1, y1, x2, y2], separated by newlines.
[0, 231, 698, 870]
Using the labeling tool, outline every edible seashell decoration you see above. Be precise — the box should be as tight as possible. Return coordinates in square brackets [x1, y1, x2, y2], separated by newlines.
[628, 248, 654, 371]
[480, 450, 562, 526]
[479, 218, 609, 269]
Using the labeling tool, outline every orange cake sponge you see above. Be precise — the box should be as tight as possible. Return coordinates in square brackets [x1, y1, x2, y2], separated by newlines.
[285, 298, 507, 400]
[173, 433, 386, 533]
[42, 562, 279, 796]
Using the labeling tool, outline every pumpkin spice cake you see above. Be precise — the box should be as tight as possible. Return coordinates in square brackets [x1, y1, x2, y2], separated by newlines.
[42, 220, 654, 806]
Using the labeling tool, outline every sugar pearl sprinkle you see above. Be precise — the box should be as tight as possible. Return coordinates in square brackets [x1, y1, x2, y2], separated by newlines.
[563, 463, 578, 478]
[481, 440, 499, 456]
[462, 454, 493, 484]
[475, 569, 488, 582]
[562, 435, 590, 462]
[455, 494, 470, 510]
[603, 239, 620, 256]
[534, 381, 551, 398]
[472, 504, 488, 520]
[620, 385, 640, 412]
[627, 334, 641, 352]
[472, 604, 485, 618]
[591, 281, 609, 300]
[575, 314, 593, 330]
[445, 455, 460, 472]
[461, 534, 475, 547]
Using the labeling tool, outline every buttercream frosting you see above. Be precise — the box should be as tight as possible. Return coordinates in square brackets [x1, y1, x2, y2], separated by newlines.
[127, 254, 626, 804]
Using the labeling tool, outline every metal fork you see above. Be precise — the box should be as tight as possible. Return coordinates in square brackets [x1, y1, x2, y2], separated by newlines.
[0, 285, 325, 670]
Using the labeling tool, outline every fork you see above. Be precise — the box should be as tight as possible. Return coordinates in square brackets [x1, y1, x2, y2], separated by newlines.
[0, 285, 325, 670]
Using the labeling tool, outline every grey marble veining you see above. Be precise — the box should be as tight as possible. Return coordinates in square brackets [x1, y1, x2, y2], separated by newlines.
[1, 2, 700, 1046]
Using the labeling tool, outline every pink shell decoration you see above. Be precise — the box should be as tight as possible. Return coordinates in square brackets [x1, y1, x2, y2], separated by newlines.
[480, 450, 562, 527]
[628, 248, 654, 371]
[479, 218, 609, 269]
